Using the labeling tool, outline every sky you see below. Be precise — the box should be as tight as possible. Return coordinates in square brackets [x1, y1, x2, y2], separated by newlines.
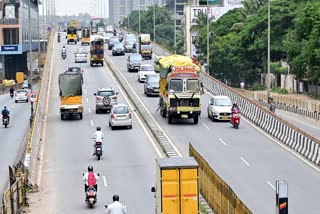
[43, 0, 109, 17]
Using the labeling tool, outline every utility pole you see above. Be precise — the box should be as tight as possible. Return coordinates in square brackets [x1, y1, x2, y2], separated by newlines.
[37, 1, 40, 58]
[207, 0, 209, 74]
[174, 0, 176, 54]
[153, 0, 156, 42]
[267, 0, 271, 96]
[43, 0, 46, 54]
[28, 0, 34, 125]
[139, 5, 141, 34]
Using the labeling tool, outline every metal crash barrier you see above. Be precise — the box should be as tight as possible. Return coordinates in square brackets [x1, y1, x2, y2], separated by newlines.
[189, 143, 252, 214]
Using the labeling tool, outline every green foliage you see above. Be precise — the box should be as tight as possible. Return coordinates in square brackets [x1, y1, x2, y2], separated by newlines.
[271, 87, 288, 94]
[249, 82, 266, 91]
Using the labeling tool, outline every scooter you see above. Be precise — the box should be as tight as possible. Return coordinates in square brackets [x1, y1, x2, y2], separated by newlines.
[230, 110, 240, 129]
[10, 91, 13, 98]
[62, 52, 66, 59]
[57, 37, 60, 43]
[86, 186, 97, 208]
[94, 141, 103, 160]
[2, 115, 9, 128]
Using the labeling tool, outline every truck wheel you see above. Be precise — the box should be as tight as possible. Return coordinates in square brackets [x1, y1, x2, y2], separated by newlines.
[101, 62, 103, 66]
[193, 115, 199, 124]
[61, 114, 64, 120]
[79, 113, 83, 120]
[168, 115, 172, 124]
[161, 109, 166, 118]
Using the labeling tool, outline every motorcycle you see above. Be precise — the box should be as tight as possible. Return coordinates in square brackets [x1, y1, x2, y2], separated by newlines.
[57, 37, 60, 43]
[86, 186, 97, 208]
[2, 115, 9, 128]
[62, 52, 66, 59]
[10, 91, 13, 98]
[94, 141, 103, 160]
[118, 33, 124, 42]
[230, 109, 240, 129]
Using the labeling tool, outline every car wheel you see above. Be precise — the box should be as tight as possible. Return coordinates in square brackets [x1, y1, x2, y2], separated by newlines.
[26, 99, 29, 103]
[96, 109, 99, 114]
[111, 126, 114, 130]
[15, 100, 17, 103]
[79, 113, 83, 120]
[109, 122, 111, 127]
[211, 114, 215, 122]
[128, 125, 132, 129]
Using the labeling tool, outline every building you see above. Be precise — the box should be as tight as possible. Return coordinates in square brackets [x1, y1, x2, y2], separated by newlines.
[0, 0, 40, 80]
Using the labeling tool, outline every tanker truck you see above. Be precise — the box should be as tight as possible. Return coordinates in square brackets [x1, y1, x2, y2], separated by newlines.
[158, 55, 202, 124]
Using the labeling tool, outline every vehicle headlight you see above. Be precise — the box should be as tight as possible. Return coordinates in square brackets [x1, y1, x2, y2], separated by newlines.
[170, 107, 176, 111]
[147, 85, 152, 89]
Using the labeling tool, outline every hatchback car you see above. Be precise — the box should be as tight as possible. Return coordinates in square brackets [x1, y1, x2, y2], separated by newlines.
[138, 64, 155, 82]
[127, 54, 143, 72]
[109, 104, 132, 130]
[15, 89, 29, 103]
[144, 74, 160, 96]
[94, 88, 118, 113]
[108, 36, 120, 50]
[207, 95, 232, 121]
[112, 43, 125, 56]
[75, 52, 87, 63]
[124, 40, 135, 53]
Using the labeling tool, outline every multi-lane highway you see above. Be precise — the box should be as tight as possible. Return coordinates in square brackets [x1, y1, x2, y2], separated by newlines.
[27, 35, 163, 213]
[0, 84, 38, 193]
[27, 34, 320, 214]
[107, 44, 320, 213]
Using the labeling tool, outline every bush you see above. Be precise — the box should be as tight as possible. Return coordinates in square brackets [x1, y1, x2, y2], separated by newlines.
[271, 87, 288, 94]
[249, 82, 266, 91]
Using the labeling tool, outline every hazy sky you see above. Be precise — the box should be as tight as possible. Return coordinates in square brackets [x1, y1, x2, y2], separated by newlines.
[46, 0, 109, 17]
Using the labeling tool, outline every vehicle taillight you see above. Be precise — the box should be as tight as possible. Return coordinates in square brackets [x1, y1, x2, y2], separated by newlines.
[112, 96, 117, 99]
[25, 93, 28, 96]
[129, 112, 131, 119]
[97, 97, 102, 100]
[111, 114, 115, 119]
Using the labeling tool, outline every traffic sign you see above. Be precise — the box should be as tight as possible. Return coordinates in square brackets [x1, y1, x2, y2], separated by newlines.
[29, 92, 38, 102]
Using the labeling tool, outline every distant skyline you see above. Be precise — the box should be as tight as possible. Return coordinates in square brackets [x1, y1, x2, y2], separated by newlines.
[49, 0, 109, 17]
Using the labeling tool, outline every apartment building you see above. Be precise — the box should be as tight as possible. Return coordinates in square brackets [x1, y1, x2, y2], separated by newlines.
[0, 0, 39, 80]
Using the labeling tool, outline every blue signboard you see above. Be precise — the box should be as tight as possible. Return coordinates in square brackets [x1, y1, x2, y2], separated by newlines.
[1, 45, 18, 52]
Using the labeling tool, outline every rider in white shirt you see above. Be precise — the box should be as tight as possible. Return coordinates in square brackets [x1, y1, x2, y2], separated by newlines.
[93, 126, 104, 155]
[105, 195, 127, 214]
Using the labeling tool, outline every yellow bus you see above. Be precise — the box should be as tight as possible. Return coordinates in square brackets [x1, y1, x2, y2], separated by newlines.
[81, 26, 90, 45]
[67, 26, 77, 44]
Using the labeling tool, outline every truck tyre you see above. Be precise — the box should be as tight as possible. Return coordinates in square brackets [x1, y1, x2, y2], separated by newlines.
[193, 115, 199, 124]
[79, 113, 83, 120]
[101, 62, 103, 66]
[168, 115, 172, 124]
[60, 114, 64, 120]
[161, 109, 166, 118]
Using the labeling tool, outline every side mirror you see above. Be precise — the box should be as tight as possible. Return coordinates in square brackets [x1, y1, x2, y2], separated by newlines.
[116, 92, 119, 95]
[151, 187, 156, 192]
[82, 173, 84, 176]
[105, 205, 108, 208]
[97, 173, 100, 176]
[93, 93, 97, 96]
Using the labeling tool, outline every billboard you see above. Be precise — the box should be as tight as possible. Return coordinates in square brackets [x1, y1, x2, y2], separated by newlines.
[199, 0, 223, 5]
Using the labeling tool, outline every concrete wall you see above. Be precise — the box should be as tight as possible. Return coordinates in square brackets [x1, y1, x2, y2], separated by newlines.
[281, 74, 294, 93]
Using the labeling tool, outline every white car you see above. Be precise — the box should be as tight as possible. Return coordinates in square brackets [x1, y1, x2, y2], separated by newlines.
[15, 89, 29, 103]
[207, 95, 232, 121]
[109, 104, 132, 130]
[75, 53, 87, 63]
[137, 64, 155, 82]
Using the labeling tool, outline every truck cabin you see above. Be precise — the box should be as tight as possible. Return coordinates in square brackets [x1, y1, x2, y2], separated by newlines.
[166, 67, 200, 94]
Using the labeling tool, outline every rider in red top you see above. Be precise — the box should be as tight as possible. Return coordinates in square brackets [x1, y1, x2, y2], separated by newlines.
[82, 166, 99, 192]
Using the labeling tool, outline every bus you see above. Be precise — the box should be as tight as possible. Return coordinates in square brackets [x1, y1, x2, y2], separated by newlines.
[67, 25, 77, 44]
[81, 26, 90, 45]
[90, 18, 105, 34]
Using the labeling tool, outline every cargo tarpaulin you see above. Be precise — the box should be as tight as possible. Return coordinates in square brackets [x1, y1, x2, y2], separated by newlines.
[59, 73, 82, 97]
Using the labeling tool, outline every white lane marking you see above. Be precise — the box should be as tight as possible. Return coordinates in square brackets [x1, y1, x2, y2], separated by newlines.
[88, 108, 91, 113]
[91, 120, 94, 127]
[218, 138, 227, 146]
[267, 181, 276, 190]
[106, 59, 182, 157]
[103, 176, 107, 187]
[86, 98, 89, 103]
[202, 123, 210, 130]
[240, 157, 250, 166]
[37, 32, 55, 186]
[85, 89, 87, 94]
[104, 64, 163, 158]
[205, 90, 320, 173]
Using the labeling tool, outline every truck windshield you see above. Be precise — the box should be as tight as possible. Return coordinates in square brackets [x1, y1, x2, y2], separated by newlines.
[170, 79, 183, 93]
[141, 45, 151, 50]
[187, 79, 200, 93]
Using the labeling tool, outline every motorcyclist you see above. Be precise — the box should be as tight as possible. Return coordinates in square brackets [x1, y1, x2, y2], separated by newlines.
[1, 106, 10, 123]
[93, 126, 104, 156]
[231, 101, 240, 113]
[82, 166, 99, 193]
[9, 86, 14, 97]
[105, 195, 127, 214]
[61, 46, 66, 57]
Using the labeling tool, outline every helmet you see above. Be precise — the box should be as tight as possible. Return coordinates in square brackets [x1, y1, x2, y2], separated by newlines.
[88, 166, 93, 172]
[233, 101, 237, 105]
[63, 46, 65, 48]
[97, 126, 101, 131]
[4, 106, 6, 109]
[113, 194, 119, 202]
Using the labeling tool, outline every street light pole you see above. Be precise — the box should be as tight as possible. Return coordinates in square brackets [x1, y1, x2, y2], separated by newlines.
[153, 0, 156, 42]
[139, 4, 141, 34]
[174, 0, 176, 54]
[207, 0, 209, 74]
[28, 0, 34, 123]
[267, 0, 271, 96]
[43, 0, 46, 54]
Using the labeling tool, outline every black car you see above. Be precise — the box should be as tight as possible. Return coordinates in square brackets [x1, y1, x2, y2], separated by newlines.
[127, 54, 143, 72]
[108, 36, 120, 50]
[144, 74, 160, 96]
[124, 40, 136, 53]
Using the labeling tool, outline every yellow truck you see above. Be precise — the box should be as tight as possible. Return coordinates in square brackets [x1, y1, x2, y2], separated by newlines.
[158, 55, 202, 124]
[67, 25, 77, 44]
[90, 35, 104, 66]
[151, 157, 199, 214]
[138, 34, 152, 59]
[81, 26, 90, 45]
[59, 73, 83, 120]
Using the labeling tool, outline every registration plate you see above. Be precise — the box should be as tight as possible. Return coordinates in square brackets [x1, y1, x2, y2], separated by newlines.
[221, 116, 229, 120]
[181, 114, 188, 119]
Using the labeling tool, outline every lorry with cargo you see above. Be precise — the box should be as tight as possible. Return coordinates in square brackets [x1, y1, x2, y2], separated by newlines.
[158, 55, 202, 124]
[90, 35, 104, 66]
[138, 34, 152, 59]
[151, 157, 199, 214]
[59, 73, 83, 120]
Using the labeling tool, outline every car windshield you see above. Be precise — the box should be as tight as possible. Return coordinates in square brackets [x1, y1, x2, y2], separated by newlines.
[113, 106, 129, 114]
[148, 75, 159, 83]
[77, 48, 85, 53]
[187, 79, 200, 93]
[98, 91, 114, 96]
[68, 67, 80, 72]
[126, 35, 135, 39]
[125, 41, 135, 45]
[215, 99, 231, 106]
[170, 79, 183, 93]
[141, 66, 154, 71]
[110, 37, 119, 42]
[114, 44, 123, 48]
[131, 55, 142, 61]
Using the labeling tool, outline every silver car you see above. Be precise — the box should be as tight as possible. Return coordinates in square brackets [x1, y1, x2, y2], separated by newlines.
[94, 88, 118, 113]
[109, 104, 132, 130]
[207, 95, 232, 121]
[15, 89, 29, 103]
[127, 54, 143, 72]
[75, 53, 87, 63]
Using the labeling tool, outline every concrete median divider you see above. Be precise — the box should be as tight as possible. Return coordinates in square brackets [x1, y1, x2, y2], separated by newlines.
[189, 143, 252, 214]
